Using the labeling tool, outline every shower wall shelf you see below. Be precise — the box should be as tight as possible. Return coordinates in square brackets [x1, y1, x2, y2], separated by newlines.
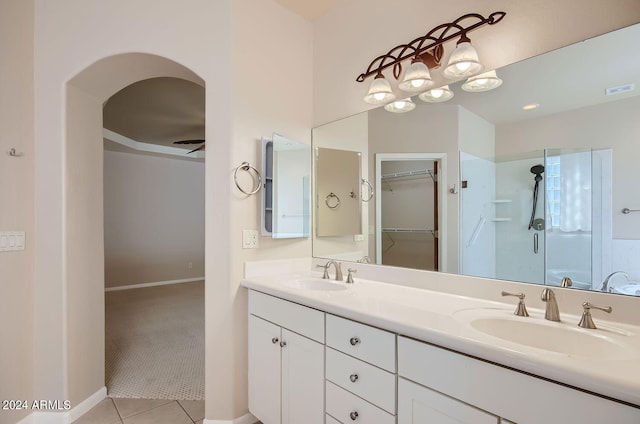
[490, 218, 512, 222]
[491, 199, 512, 203]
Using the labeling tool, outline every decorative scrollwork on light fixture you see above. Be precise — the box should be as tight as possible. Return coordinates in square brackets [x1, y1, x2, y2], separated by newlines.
[357, 12, 506, 106]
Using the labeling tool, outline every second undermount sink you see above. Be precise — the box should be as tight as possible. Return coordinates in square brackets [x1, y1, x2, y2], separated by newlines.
[284, 277, 348, 291]
[456, 309, 636, 360]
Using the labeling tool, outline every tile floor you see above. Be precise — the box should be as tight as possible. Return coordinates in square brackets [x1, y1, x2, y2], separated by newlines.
[72, 398, 204, 424]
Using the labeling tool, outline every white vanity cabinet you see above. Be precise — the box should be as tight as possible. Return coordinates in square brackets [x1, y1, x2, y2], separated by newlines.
[398, 336, 640, 424]
[325, 315, 397, 423]
[248, 291, 325, 424]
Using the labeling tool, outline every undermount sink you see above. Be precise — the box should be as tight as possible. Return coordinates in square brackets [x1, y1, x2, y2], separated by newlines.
[285, 277, 348, 291]
[456, 309, 636, 360]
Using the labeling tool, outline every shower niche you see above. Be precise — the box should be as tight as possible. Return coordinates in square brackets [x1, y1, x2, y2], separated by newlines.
[460, 148, 611, 291]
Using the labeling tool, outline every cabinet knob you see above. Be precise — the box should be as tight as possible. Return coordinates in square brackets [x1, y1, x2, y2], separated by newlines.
[271, 337, 279, 344]
[349, 411, 359, 420]
[349, 337, 360, 346]
[280, 341, 287, 348]
[349, 373, 359, 383]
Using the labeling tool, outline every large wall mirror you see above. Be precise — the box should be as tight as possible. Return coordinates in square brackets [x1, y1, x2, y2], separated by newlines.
[312, 23, 640, 297]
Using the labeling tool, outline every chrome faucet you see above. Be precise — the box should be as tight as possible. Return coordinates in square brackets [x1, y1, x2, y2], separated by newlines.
[317, 260, 343, 281]
[541, 288, 561, 322]
[501, 291, 529, 317]
[600, 271, 629, 292]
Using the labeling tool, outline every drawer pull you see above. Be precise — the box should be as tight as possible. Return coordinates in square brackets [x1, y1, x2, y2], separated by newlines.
[280, 341, 287, 348]
[349, 337, 360, 346]
[271, 337, 279, 344]
[349, 411, 359, 420]
[349, 373, 359, 383]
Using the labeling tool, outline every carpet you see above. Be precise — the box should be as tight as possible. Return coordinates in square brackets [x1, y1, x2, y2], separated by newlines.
[105, 281, 205, 400]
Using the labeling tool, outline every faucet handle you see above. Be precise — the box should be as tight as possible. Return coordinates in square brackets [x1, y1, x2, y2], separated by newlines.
[578, 302, 612, 329]
[316, 264, 330, 279]
[346, 268, 357, 284]
[501, 291, 529, 317]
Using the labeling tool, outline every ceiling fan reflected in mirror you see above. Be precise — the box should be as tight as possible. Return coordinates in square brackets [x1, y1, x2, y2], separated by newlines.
[173, 139, 206, 154]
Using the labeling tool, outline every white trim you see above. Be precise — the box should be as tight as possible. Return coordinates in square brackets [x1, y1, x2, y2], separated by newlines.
[204, 412, 258, 424]
[103, 128, 205, 159]
[15, 413, 35, 424]
[105, 277, 205, 292]
[67, 386, 106, 422]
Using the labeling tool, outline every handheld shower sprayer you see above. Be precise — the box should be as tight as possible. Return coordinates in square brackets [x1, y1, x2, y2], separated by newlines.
[528, 164, 545, 230]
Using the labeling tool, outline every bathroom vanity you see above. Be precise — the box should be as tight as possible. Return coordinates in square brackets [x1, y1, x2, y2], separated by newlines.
[243, 262, 640, 424]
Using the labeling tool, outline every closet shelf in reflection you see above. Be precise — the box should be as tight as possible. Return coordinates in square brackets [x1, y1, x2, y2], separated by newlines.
[382, 169, 435, 182]
[382, 227, 436, 234]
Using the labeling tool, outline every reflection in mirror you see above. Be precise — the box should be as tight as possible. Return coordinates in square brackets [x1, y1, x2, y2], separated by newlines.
[261, 134, 310, 238]
[311, 23, 640, 296]
[315, 147, 362, 237]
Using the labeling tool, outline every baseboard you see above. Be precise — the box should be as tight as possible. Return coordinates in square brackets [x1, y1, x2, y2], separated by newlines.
[67, 386, 106, 422]
[19, 387, 106, 424]
[203, 412, 258, 424]
[105, 277, 205, 292]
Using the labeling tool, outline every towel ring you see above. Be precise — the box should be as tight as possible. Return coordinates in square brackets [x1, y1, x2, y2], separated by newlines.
[361, 178, 374, 202]
[325, 192, 341, 209]
[234, 161, 262, 195]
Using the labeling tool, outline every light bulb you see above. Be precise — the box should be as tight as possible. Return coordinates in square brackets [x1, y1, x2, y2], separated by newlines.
[431, 89, 443, 98]
[411, 79, 426, 88]
[456, 62, 471, 72]
[395, 100, 407, 108]
[374, 92, 386, 101]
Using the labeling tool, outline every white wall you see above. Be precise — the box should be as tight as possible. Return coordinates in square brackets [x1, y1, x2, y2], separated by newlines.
[103, 150, 205, 288]
[313, 0, 640, 126]
[0, 1, 34, 424]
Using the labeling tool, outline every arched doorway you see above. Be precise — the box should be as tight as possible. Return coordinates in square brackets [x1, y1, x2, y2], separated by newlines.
[63, 53, 205, 412]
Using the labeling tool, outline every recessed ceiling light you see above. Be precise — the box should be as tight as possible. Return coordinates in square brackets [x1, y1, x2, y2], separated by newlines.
[522, 103, 540, 111]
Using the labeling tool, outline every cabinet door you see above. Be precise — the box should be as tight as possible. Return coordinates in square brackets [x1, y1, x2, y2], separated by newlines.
[398, 378, 499, 424]
[281, 329, 324, 424]
[249, 315, 282, 424]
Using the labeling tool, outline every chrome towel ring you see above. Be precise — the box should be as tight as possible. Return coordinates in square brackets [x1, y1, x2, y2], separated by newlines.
[234, 161, 262, 195]
[361, 178, 374, 202]
[325, 192, 341, 209]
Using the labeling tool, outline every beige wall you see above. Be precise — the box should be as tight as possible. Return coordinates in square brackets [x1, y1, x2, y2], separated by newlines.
[0, 1, 34, 424]
[496, 95, 640, 240]
[313, 0, 640, 126]
[104, 150, 205, 288]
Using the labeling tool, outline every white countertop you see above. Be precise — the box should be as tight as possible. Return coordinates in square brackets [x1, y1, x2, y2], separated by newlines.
[241, 272, 640, 407]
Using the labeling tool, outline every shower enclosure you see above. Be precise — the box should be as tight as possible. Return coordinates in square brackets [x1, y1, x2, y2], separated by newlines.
[460, 148, 611, 291]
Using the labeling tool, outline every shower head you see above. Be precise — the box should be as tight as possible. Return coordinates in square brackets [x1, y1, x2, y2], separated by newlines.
[530, 164, 544, 182]
[530, 164, 544, 175]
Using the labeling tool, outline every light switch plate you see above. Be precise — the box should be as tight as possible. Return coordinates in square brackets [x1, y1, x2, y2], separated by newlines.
[242, 229, 259, 249]
[0, 231, 26, 252]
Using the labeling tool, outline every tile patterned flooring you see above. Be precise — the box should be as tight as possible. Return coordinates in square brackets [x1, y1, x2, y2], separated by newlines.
[72, 398, 204, 424]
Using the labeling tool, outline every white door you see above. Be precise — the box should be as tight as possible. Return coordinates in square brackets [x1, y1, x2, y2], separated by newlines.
[281, 329, 324, 424]
[249, 315, 282, 424]
[398, 378, 498, 424]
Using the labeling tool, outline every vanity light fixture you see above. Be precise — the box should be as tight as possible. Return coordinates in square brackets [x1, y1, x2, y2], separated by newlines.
[418, 85, 454, 103]
[364, 73, 396, 104]
[384, 97, 417, 113]
[398, 59, 434, 92]
[461, 70, 503, 92]
[356, 12, 506, 103]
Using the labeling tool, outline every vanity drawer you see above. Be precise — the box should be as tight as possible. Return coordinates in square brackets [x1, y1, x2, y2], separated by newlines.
[326, 381, 395, 424]
[326, 314, 396, 371]
[248, 290, 324, 343]
[326, 347, 396, 414]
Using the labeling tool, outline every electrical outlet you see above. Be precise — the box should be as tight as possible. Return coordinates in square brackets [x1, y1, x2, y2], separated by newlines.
[242, 229, 259, 249]
[188, 261, 193, 269]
